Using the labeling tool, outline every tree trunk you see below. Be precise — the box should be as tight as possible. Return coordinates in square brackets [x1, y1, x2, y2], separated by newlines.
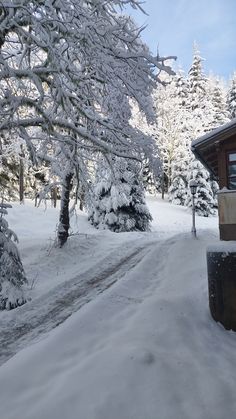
[19, 157, 24, 204]
[79, 189, 85, 211]
[51, 186, 57, 208]
[57, 172, 73, 247]
[161, 170, 165, 200]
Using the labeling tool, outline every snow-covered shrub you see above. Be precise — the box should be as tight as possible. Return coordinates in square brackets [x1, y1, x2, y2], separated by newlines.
[168, 141, 190, 206]
[88, 158, 152, 232]
[0, 202, 27, 309]
[185, 159, 215, 217]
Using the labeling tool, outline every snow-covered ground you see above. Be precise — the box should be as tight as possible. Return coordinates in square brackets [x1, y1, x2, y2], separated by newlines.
[2, 196, 236, 419]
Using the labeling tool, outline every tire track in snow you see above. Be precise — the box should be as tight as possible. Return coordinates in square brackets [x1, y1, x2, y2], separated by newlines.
[0, 240, 156, 366]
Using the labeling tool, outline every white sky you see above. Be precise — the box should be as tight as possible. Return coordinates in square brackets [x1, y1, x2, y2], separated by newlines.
[125, 0, 236, 80]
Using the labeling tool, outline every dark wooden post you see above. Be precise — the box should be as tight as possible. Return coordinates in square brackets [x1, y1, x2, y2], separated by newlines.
[57, 172, 73, 247]
[19, 146, 24, 204]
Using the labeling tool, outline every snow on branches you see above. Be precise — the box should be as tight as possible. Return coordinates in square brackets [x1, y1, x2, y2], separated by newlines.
[0, 202, 27, 310]
[88, 156, 152, 232]
[0, 0, 175, 165]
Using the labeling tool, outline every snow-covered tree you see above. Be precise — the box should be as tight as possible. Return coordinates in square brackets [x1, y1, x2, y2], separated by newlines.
[188, 44, 208, 112]
[0, 202, 27, 309]
[227, 72, 236, 119]
[173, 69, 190, 107]
[168, 138, 190, 205]
[208, 76, 229, 128]
[0, 0, 175, 245]
[183, 46, 216, 215]
[185, 158, 215, 216]
[153, 72, 192, 199]
[88, 157, 152, 232]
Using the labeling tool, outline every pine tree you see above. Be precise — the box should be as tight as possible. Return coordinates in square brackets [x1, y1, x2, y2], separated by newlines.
[168, 139, 190, 205]
[208, 77, 229, 128]
[0, 202, 27, 310]
[88, 157, 152, 232]
[188, 44, 208, 112]
[174, 69, 189, 107]
[227, 72, 236, 119]
[184, 45, 216, 215]
[185, 159, 215, 217]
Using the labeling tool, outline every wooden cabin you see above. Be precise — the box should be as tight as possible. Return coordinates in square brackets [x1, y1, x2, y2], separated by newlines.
[191, 118, 236, 240]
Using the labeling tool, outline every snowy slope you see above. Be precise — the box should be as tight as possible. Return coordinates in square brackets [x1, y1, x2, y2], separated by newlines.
[1, 197, 235, 419]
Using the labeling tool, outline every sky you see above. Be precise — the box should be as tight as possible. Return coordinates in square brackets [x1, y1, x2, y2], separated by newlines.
[125, 0, 236, 81]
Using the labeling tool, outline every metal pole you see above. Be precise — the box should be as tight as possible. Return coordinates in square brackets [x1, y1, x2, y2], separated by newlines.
[191, 194, 196, 238]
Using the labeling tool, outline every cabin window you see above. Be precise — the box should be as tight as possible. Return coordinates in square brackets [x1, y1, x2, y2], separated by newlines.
[227, 151, 236, 189]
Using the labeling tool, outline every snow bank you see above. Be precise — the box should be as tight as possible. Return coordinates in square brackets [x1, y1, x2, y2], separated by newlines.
[0, 231, 236, 419]
[207, 241, 236, 253]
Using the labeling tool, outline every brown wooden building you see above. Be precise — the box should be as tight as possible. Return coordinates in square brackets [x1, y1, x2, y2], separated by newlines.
[191, 119, 236, 240]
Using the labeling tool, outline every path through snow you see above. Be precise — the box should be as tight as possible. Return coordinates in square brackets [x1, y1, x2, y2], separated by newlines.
[0, 236, 159, 366]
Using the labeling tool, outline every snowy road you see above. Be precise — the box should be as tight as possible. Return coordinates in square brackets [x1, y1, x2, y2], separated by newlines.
[0, 236, 159, 366]
[3, 200, 233, 419]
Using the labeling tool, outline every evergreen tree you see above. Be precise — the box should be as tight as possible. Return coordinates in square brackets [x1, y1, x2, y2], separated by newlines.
[141, 158, 158, 194]
[187, 44, 216, 133]
[210, 179, 219, 208]
[168, 139, 190, 205]
[174, 69, 189, 107]
[185, 45, 216, 215]
[0, 202, 27, 309]
[227, 72, 236, 119]
[188, 44, 208, 112]
[88, 157, 152, 232]
[208, 77, 229, 128]
[185, 158, 215, 217]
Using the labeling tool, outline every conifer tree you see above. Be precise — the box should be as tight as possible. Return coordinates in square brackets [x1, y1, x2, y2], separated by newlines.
[0, 202, 27, 310]
[185, 159, 215, 217]
[208, 77, 229, 128]
[185, 45, 216, 215]
[168, 138, 190, 205]
[189, 48, 205, 101]
[88, 157, 152, 232]
[227, 73, 236, 119]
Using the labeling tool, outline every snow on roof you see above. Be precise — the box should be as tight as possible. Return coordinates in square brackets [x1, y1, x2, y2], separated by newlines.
[191, 117, 236, 150]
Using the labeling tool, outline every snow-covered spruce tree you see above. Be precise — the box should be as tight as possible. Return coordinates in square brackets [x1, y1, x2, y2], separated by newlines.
[187, 44, 217, 133]
[168, 138, 190, 205]
[0, 202, 27, 309]
[0, 0, 175, 246]
[185, 158, 215, 217]
[227, 72, 236, 119]
[188, 44, 209, 113]
[141, 159, 157, 194]
[184, 45, 216, 215]
[208, 76, 229, 128]
[88, 157, 152, 232]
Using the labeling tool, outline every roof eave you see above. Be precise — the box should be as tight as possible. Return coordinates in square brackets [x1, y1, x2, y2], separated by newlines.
[191, 118, 236, 151]
[191, 148, 218, 180]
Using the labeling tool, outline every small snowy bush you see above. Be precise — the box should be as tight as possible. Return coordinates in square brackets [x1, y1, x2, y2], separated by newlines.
[88, 158, 152, 232]
[0, 202, 27, 310]
[185, 159, 215, 217]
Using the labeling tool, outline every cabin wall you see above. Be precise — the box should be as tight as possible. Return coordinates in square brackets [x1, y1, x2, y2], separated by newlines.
[218, 190, 236, 240]
[218, 136, 236, 188]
